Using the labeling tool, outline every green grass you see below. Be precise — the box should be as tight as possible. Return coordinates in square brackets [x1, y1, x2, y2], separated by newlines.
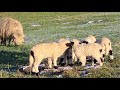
[0, 12, 120, 78]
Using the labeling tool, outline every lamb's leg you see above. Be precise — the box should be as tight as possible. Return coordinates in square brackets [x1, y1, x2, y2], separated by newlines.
[53, 57, 58, 69]
[67, 56, 73, 66]
[48, 58, 52, 69]
[94, 57, 103, 66]
[91, 57, 95, 67]
[32, 57, 41, 73]
[79, 56, 86, 66]
[8, 38, 12, 46]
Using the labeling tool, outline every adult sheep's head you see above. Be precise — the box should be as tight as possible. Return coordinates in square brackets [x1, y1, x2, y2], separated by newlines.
[13, 33, 25, 46]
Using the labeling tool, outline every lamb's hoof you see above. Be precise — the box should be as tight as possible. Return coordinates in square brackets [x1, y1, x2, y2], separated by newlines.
[68, 64, 74, 66]
[32, 72, 39, 76]
[54, 66, 58, 69]
[19, 67, 23, 72]
[74, 62, 81, 65]
[77, 62, 82, 65]
[61, 63, 66, 66]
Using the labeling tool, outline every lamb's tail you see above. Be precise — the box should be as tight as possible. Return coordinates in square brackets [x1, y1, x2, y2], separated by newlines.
[29, 50, 35, 67]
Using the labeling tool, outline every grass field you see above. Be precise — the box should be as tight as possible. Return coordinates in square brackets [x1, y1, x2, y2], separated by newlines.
[0, 12, 120, 78]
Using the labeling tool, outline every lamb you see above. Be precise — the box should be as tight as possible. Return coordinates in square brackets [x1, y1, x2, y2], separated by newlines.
[95, 37, 114, 60]
[57, 38, 73, 66]
[71, 39, 81, 62]
[28, 40, 74, 73]
[73, 43, 105, 67]
[81, 35, 96, 44]
[0, 17, 25, 46]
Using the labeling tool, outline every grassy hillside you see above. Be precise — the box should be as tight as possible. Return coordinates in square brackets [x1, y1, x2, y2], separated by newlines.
[0, 12, 120, 78]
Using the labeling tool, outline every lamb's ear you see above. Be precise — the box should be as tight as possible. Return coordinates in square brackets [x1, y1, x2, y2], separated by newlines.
[66, 42, 74, 47]
[82, 41, 88, 44]
[85, 41, 88, 44]
[79, 42, 81, 44]
[66, 43, 71, 47]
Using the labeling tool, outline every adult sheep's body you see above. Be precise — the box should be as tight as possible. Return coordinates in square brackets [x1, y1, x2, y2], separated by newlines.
[0, 17, 25, 46]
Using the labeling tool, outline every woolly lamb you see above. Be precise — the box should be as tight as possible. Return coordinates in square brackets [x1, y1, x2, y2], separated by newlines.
[28, 40, 74, 73]
[73, 43, 105, 67]
[96, 37, 114, 60]
[81, 35, 96, 44]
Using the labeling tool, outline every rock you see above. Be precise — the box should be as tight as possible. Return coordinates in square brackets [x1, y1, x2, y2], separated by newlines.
[97, 20, 103, 23]
[87, 21, 94, 24]
[57, 75, 63, 78]
[19, 65, 73, 75]
[57, 66, 73, 71]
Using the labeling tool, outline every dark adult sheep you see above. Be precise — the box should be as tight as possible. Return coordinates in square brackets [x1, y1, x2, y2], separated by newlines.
[0, 17, 25, 46]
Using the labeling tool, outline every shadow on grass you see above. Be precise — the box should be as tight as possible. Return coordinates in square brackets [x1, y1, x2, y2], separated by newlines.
[0, 50, 29, 71]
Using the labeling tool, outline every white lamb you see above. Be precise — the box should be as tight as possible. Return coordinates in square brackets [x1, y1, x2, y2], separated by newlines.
[81, 35, 96, 44]
[28, 40, 74, 73]
[73, 43, 105, 67]
[96, 37, 114, 60]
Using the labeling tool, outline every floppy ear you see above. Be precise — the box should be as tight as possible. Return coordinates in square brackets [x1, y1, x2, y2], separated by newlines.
[79, 42, 81, 44]
[82, 41, 88, 44]
[66, 42, 74, 47]
[66, 43, 71, 47]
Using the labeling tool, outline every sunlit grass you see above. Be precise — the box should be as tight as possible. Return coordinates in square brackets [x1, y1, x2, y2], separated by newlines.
[0, 12, 120, 78]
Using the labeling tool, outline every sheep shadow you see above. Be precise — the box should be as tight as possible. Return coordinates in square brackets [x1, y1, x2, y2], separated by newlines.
[0, 50, 29, 72]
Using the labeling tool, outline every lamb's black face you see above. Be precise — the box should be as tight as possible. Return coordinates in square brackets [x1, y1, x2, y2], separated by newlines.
[82, 41, 88, 44]
[79, 42, 82, 44]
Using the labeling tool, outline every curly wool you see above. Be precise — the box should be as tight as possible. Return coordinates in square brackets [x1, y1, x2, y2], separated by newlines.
[0, 17, 24, 45]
